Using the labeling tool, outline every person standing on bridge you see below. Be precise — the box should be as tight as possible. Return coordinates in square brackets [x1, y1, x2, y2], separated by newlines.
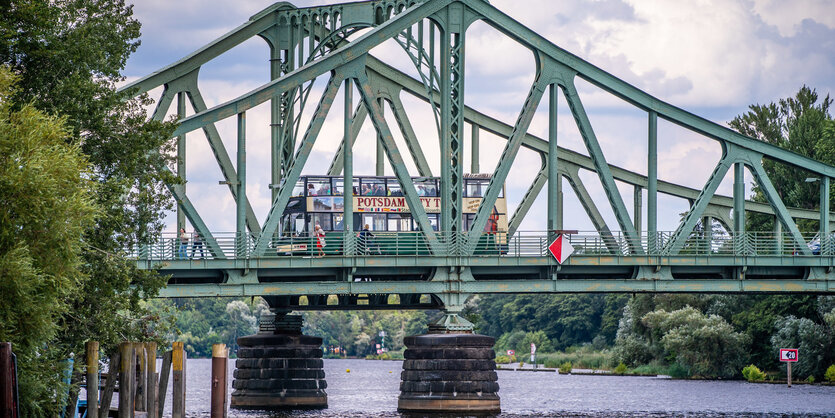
[191, 230, 204, 259]
[314, 224, 326, 257]
[178, 228, 189, 259]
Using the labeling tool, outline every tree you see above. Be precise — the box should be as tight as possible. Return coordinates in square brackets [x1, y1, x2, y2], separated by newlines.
[729, 86, 834, 233]
[0, 67, 97, 415]
[0, 0, 178, 393]
[770, 313, 834, 379]
[642, 307, 749, 378]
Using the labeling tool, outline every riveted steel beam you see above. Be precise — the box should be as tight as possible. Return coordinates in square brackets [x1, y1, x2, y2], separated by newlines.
[352, 61, 442, 254]
[466, 0, 835, 177]
[748, 157, 811, 255]
[327, 102, 367, 175]
[466, 54, 553, 254]
[254, 73, 344, 255]
[154, 277, 833, 298]
[559, 75, 642, 254]
[664, 150, 735, 255]
[563, 164, 619, 254]
[509, 158, 549, 236]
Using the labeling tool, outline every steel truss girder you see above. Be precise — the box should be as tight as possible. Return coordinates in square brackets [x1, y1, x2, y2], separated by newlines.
[465, 53, 554, 254]
[351, 59, 443, 253]
[363, 56, 835, 226]
[149, 69, 262, 235]
[121, 0, 835, 260]
[156, 277, 834, 298]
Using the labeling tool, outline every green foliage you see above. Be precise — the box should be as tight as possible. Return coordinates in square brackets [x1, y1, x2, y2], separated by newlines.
[770, 313, 834, 379]
[730, 86, 834, 234]
[742, 365, 767, 382]
[642, 306, 749, 378]
[539, 347, 611, 370]
[0, 66, 97, 416]
[1, 1, 180, 413]
[824, 365, 835, 382]
[806, 375, 815, 383]
[303, 309, 429, 357]
[613, 363, 628, 375]
[477, 294, 628, 350]
[558, 361, 572, 373]
[495, 354, 514, 364]
[147, 297, 267, 358]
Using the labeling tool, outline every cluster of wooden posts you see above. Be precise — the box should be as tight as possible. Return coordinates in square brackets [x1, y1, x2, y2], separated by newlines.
[0, 341, 229, 418]
[85, 341, 189, 418]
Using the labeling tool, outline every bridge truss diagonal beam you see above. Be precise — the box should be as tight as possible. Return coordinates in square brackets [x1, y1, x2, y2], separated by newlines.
[254, 74, 344, 255]
[352, 62, 442, 254]
[465, 56, 552, 254]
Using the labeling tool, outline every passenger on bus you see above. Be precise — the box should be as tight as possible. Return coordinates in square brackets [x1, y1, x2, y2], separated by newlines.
[308, 183, 317, 196]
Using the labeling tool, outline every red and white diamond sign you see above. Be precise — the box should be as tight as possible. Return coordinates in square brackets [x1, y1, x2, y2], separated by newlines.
[548, 234, 574, 264]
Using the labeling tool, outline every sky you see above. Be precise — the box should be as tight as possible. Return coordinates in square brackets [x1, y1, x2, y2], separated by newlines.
[121, 0, 835, 234]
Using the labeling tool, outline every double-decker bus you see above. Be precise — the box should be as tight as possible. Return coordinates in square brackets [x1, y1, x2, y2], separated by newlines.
[274, 173, 507, 255]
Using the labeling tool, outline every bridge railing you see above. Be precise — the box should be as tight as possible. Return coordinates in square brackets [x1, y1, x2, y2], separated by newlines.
[130, 230, 832, 261]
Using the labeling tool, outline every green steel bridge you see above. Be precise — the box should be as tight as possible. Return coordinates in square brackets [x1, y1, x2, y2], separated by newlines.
[123, 0, 835, 323]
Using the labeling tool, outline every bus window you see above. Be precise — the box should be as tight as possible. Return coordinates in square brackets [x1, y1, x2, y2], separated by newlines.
[387, 179, 402, 196]
[292, 180, 305, 197]
[310, 213, 333, 231]
[361, 178, 385, 196]
[308, 178, 332, 196]
[333, 214, 345, 231]
[282, 213, 306, 235]
[465, 179, 490, 198]
[415, 179, 437, 197]
[387, 214, 411, 231]
[361, 213, 386, 231]
[333, 178, 358, 196]
[412, 214, 439, 231]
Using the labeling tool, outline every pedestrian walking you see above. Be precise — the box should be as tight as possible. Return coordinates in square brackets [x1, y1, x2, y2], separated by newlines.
[191, 231, 205, 258]
[315, 224, 326, 257]
[178, 228, 189, 259]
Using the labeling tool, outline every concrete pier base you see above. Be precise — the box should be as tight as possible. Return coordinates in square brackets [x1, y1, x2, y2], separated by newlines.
[398, 333, 500, 414]
[231, 314, 327, 410]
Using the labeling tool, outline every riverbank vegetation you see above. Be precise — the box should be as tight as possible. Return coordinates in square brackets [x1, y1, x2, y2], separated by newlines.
[0, 1, 177, 414]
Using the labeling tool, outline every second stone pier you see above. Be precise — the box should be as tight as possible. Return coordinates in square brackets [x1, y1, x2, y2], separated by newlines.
[398, 332, 500, 414]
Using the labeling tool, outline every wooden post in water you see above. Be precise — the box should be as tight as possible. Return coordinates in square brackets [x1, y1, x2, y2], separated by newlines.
[86, 341, 99, 418]
[172, 342, 186, 418]
[145, 342, 158, 418]
[118, 342, 135, 418]
[99, 351, 120, 418]
[157, 351, 172, 418]
[135, 343, 146, 412]
[1, 342, 19, 418]
[210, 344, 228, 418]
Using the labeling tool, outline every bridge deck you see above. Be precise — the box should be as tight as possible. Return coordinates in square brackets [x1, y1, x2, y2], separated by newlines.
[136, 231, 835, 300]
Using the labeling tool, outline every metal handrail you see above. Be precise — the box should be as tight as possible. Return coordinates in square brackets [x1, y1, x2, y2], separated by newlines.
[130, 230, 833, 260]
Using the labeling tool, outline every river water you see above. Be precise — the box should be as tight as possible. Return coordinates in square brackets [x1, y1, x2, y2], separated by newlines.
[158, 358, 834, 417]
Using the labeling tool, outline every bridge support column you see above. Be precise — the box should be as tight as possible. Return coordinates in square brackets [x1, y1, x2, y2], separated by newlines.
[231, 311, 327, 410]
[398, 309, 500, 414]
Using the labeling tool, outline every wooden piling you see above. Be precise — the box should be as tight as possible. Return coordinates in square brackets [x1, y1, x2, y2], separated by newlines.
[172, 342, 186, 418]
[99, 351, 120, 418]
[145, 343, 158, 418]
[157, 351, 172, 418]
[136, 343, 147, 412]
[1, 342, 18, 418]
[210, 344, 227, 418]
[86, 341, 99, 418]
[118, 342, 135, 418]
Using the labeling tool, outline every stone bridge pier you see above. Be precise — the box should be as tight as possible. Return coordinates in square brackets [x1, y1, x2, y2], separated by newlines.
[398, 309, 501, 414]
[231, 310, 327, 410]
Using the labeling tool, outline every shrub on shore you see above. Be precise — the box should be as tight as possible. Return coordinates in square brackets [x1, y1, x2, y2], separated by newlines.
[742, 365, 766, 382]
[825, 365, 835, 382]
[558, 362, 573, 374]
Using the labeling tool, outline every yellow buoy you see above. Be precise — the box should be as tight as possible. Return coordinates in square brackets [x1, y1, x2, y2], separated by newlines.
[346, 369, 351, 373]
[389, 371, 393, 373]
